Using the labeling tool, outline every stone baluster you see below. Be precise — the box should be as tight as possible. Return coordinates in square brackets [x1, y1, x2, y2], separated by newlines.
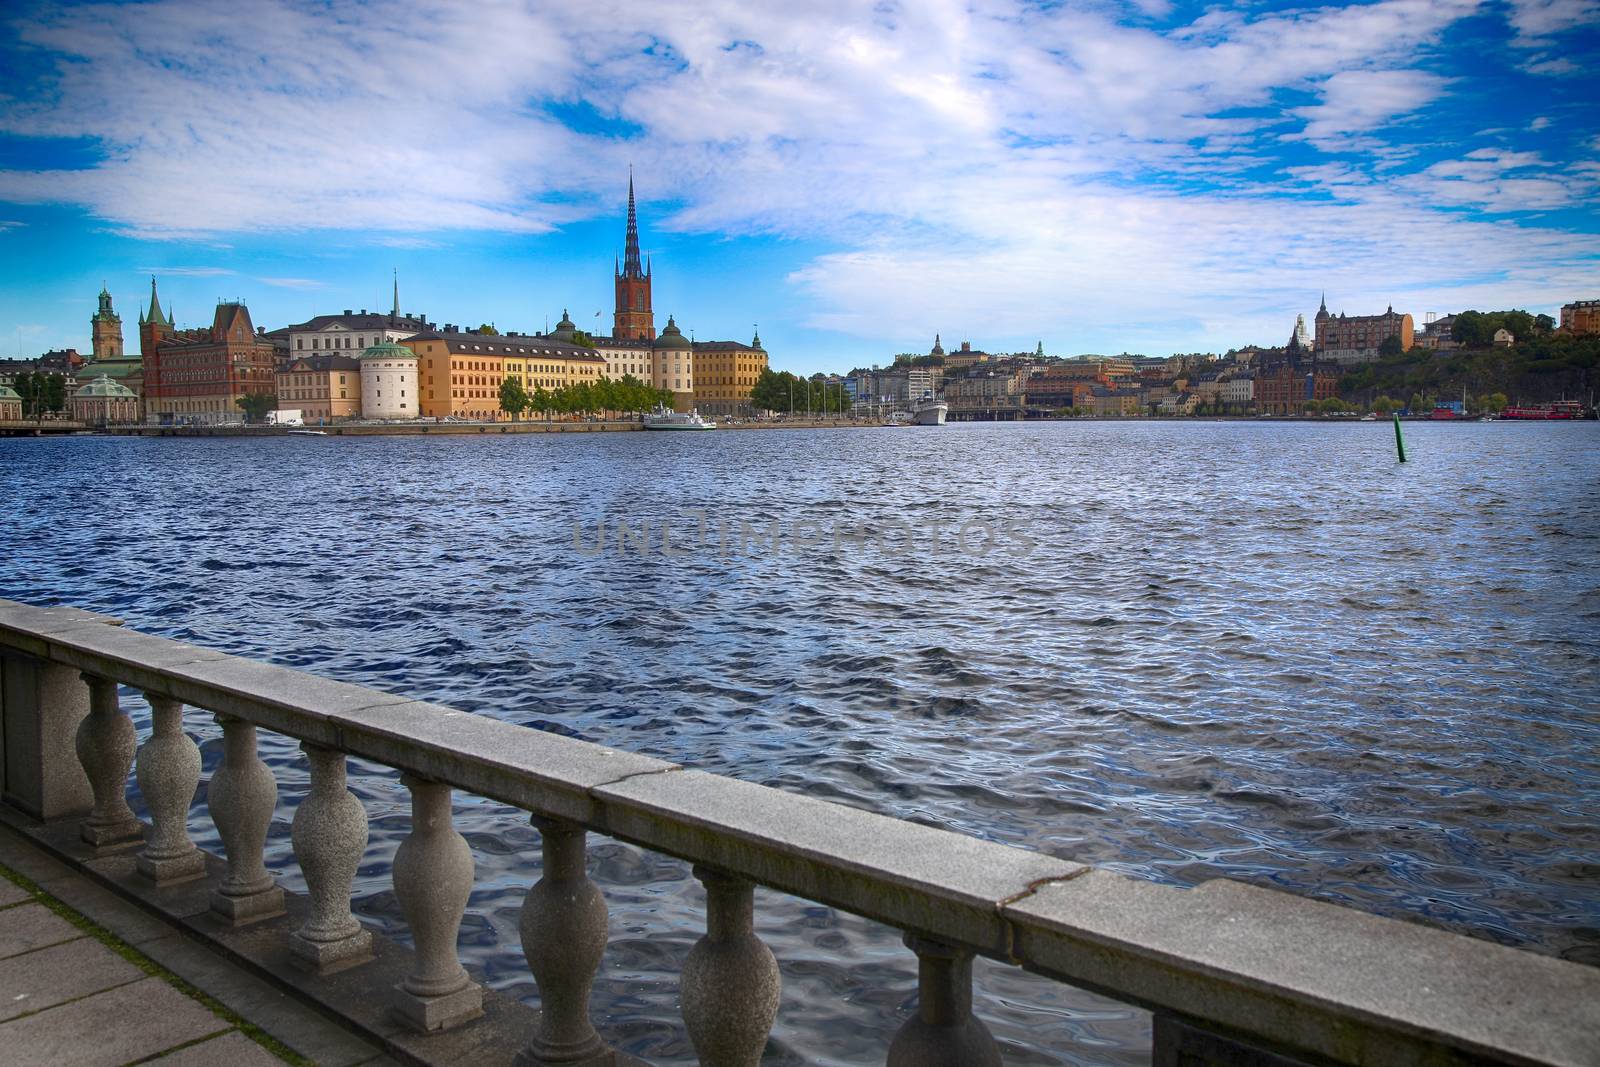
[74, 673, 141, 848]
[134, 694, 205, 884]
[681, 866, 781, 1067]
[391, 775, 482, 1032]
[886, 935, 1001, 1067]
[515, 816, 621, 1067]
[207, 715, 285, 924]
[289, 744, 372, 973]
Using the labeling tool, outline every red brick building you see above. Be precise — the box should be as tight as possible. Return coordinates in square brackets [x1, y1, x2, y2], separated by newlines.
[142, 290, 276, 424]
[1256, 325, 1339, 414]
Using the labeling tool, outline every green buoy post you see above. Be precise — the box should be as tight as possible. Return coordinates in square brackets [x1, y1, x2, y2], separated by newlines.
[1393, 413, 1407, 463]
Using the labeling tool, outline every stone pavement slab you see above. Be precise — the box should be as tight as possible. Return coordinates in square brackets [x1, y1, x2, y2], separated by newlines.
[0, 902, 82, 958]
[0, 934, 143, 1022]
[0, 878, 28, 906]
[0, 975, 230, 1067]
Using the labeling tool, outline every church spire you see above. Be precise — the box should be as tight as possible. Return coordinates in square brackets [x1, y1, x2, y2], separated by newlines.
[621, 169, 643, 279]
[140, 275, 169, 326]
[391, 269, 400, 319]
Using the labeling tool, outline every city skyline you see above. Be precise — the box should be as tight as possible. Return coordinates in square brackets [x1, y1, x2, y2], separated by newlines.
[2, 0, 1597, 374]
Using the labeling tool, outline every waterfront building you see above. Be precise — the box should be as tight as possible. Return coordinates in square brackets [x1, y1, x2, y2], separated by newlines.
[69, 375, 140, 425]
[1222, 375, 1255, 409]
[359, 341, 419, 419]
[404, 327, 605, 420]
[1313, 296, 1413, 363]
[276, 354, 362, 422]
[1083, 387, 1143, 416]
[693, 330, 768, 417]
[1257, 321, 1339, 414]
[946, 370, 1025, 419]
[142, 297, 277, 425]
[1559, 299, 1600, 335]
[285, 282, 430, 358]
[90, 286, 123, 361]
[0, 383, 20, 420]
[76, 286, 147, 406]
[651, 317, 696, 410]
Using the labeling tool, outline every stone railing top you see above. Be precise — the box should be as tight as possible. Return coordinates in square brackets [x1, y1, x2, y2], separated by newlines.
[2, 598, 1596, 1067]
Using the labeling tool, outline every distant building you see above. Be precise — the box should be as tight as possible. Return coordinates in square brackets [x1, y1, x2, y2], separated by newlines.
[359, 342, 419, 419]
[1493, 328, 1515, 347]
[142, 297, 277, 425]
[1559, 299, 1600, 336]
[285, 280, 430, 358]
[942, 340, 992, 371]
[1313, 295, 1413, 363]
[1417, 314, 1457, 351]
[70, 375, 139, 425]
[404, 327, 605, 421]
[1257, 320, 1339, 414]
[90, 286, 124, 361]
[275, 353, 362, 423]
[693, 330, 769, 417]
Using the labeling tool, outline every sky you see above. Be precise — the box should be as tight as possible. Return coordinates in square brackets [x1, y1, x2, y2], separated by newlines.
[0, 0, 1597, 374]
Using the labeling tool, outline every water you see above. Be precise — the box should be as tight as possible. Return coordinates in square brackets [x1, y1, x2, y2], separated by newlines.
[3, 421, 1597, 1064]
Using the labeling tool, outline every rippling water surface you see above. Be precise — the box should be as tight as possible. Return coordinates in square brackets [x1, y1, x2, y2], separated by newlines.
[3, 421, 1598, 1064]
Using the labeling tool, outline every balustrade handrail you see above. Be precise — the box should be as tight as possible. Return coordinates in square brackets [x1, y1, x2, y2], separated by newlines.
[1, 597, 1595, 1067]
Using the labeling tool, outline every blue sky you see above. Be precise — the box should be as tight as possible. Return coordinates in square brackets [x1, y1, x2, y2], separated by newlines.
[1, 0, 1596, 374]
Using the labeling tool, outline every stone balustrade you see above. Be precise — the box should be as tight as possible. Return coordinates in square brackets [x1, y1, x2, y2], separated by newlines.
[0, 598, 1596, 1066]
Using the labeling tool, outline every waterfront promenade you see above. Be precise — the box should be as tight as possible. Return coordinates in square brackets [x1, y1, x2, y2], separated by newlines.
[1, 598, 1596, 1066]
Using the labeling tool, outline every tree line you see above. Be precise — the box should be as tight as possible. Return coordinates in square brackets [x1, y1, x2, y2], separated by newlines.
[498, 374, 673, 419]
[748, 368, 851, 414]
[8, 371, 69, 418]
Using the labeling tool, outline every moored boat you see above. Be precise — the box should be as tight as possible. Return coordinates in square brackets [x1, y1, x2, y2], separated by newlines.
[643, 406, 716, 430]
[911, 391, 948, 426]
[1501, 400, 1584, 420]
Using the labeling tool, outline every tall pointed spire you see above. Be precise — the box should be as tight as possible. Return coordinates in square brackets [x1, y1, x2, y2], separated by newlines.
[140, 275, 169, 326]
[622, 168, 643, 279]
[391, 269, 400, 319]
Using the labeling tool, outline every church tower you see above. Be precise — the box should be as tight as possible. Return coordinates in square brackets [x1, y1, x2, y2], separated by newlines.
[91, 285, 124, 360]
[613, 173, 655, 341]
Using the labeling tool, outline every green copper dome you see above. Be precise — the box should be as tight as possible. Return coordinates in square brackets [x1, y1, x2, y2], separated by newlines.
[74, 375, 136, 398]
[653, 315, 691, 351]
[359, 341, 417, 361]
[0, 383, 20, 402]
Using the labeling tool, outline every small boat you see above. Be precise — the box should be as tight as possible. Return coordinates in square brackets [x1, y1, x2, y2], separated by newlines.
[287, 429, 329, 436]
[1360, 413, 1376, 421]
[643, 406, 716, 431]
[912, 391, 948, 426]
[886, 410, 913, 426]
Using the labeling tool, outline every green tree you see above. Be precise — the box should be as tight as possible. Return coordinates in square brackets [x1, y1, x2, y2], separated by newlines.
[498, 376, 529, 419]
[477, 323, 499, 335]
[569, 330, 597, 350]
[1378, 334, 1404, 358]
[235, 393, 276, 423]
[44, 375, 66, 414]
[1372, 395, 1398, 414]
[1406, 392, 1424, 415]
[1534, 313, 1555, 334]
[1485, 392, 1508, 414]
[1451, 310, 1489, 347]
[530, 386, 554, 421]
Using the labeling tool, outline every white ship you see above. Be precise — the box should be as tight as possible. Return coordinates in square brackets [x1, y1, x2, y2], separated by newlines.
[911, 391, 948, 426]
[643, 406, 716, 431]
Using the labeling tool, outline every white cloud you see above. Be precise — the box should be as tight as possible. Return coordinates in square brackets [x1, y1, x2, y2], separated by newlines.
[256, 277, 324, 289]
[1528, 115, 1552, 131]
[0, 0, 1594, 355]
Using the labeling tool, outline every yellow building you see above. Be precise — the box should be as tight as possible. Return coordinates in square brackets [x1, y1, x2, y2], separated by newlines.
[692, 332, 768, 417]
[403, 330, 606, 420]
[275, 354, 363, 423]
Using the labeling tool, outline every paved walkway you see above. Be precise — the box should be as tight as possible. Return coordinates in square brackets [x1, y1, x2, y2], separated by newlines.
[0, 827, 390, 1067]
